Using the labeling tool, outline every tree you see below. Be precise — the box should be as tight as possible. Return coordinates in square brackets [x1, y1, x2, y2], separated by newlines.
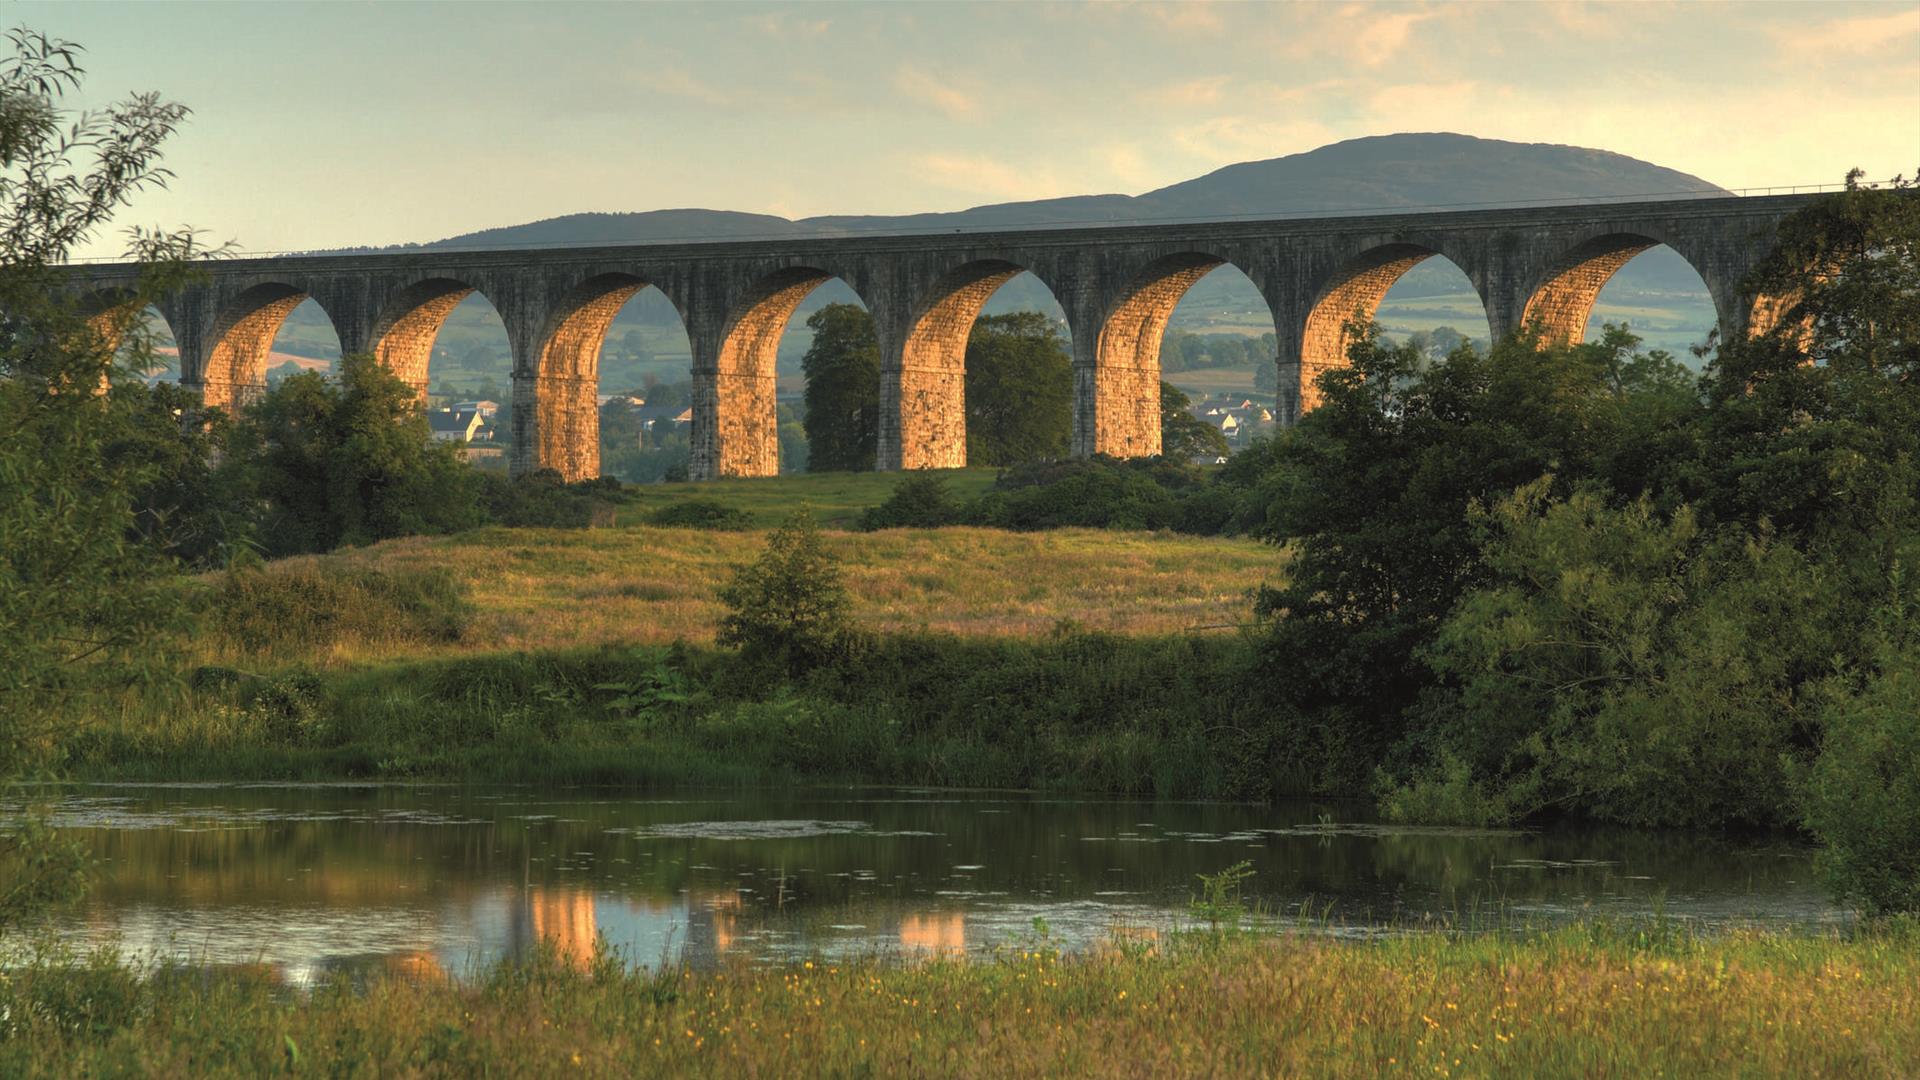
[800, 303, 879, 472]
[223, 353, 484, 557]
[1160, 382, 1229, 460]
[717, 509, 856, 668]
[965, 312, 1072, 466]
[0, 26, 202, 930]
[1246, 322, 1702, 789]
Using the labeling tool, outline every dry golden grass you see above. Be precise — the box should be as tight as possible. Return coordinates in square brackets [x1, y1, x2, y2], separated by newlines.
[244, 524, 1280, 663]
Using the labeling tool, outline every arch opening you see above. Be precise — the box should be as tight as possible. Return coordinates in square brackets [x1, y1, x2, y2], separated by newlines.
[1586, 245, 1720, 358]
[1300, 244, 1484, 418]
[700, 267, 862, 480]
[530, 273, 698, 483]
[1101, 256, 1281, 459]
[895, 262, 1073, 470]
[368, 279, 511, 470]
[1374, 255, 1494, 362]
[1524, 235, 1719, 357]
[79, 293, 175, 385]
[265, 298, 341, 388]
[203, 284, 335, 412]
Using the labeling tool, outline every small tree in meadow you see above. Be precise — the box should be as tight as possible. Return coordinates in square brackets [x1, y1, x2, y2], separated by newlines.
[717, 510, 855, 668]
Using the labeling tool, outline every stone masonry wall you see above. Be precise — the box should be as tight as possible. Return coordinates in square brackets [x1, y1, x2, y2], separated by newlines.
[896, 268, 1019, 469]
[1518, 238, 1652, 345]
[1298, 248, 1429, 413]
[201, 289, 305, 411]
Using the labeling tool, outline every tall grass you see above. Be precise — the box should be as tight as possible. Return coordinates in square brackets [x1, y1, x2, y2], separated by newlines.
[59, 632, 1281, 796]
[175, 524, 1278, 666]
[4, 923, 1915, 1077]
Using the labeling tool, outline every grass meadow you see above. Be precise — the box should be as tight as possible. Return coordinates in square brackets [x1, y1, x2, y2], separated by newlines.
[5, 924, 1914, 1077]
[189, 521, 1278, 667]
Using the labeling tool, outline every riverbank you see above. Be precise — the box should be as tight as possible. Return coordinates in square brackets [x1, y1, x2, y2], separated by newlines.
[64, 632, 1278, 797]
[5, 924, 1914, 1077]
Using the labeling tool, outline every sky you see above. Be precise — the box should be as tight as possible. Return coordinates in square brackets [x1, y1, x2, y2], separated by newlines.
[24, 0, 1920, 259]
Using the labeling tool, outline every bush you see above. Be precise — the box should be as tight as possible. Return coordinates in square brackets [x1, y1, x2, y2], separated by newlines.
[1800, 641, 1920, 914]
[206, 563, 473, 658]
[716, 510, 857, 669]
[648, 499, 752, 531]
[478, 470, 618, 529]
[976, 458, 1199, 531]
[859, 473, 968, 530]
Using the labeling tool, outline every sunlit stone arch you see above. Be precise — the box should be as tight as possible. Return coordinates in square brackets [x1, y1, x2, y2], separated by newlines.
[694, 265, 869, 480]
[200, 282, 336, 411]
[1296, 240, 1494, 416]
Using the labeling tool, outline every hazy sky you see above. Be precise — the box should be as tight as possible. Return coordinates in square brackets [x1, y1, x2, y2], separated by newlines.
[26, 0, 1920, 259]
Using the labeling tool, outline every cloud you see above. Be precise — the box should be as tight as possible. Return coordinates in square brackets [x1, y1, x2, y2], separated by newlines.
[740, 12, 832, 38]
[912, 153, 1066, 202]
[1343, 5, 1440, 67]
[894, 66, 981, 121]
[632, 68, 730, 106]
[1170, 116, 1341, 166]
[1790, 7, 1920, 54]
[1157, 75, 1231, 107]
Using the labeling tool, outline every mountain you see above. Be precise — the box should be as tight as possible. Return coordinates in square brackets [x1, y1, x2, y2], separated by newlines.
[419, 133, 1728, 251]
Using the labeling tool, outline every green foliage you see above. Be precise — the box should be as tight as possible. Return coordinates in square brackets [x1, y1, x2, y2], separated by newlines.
[801, 303, 880, 472]
[647, 498, 753, 531]
[477, 469, 618, 528]
[717, 510, 857, 668]
[965, 312, 1072, 466]
[222, 354, 486, 556]
[1160, 382, 1230, 461]
[1799, 625, 1920, 915]
[204, 563, 472, 660]
[858, 472, 968, 530]
[1189, 860, 1256, 935]
[0, 25, 203, 931]
[1246, 324, 1707, 791]
[1398, 482, 1836, 828]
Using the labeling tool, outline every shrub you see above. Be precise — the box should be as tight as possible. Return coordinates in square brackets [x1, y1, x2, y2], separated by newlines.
[648, 499, 752, 531]
[478, 470, 618, 528]
[716, 510, 856, 668]
[206, 563, 473, 658]
[1800, 641, 1920, 915]
[859, 473, 968, 530]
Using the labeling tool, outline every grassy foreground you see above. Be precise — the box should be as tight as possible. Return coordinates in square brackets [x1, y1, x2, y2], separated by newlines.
[208, 523, 1276, 665]
[6, 926, 1914, 1077]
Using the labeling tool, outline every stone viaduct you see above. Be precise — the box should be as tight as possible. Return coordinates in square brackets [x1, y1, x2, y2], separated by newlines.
[72, 193, 1813, 481]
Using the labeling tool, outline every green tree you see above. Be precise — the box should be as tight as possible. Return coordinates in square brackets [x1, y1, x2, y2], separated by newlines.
[224, 354, 484, 557]
[1160, 382, 1229, 460]
[1246, 323, 1701, 790]
[0, 26, 201, 930]
[800, 303, 879, 472]
[965, 312, 1071, 466]
[717, 509, 856, 668]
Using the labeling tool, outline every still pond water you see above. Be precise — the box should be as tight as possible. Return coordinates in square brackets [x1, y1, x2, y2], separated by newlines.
[23, 783, 1837, 982]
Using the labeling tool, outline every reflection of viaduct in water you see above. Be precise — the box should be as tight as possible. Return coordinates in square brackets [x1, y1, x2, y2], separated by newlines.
[74, 195, 1810, 480]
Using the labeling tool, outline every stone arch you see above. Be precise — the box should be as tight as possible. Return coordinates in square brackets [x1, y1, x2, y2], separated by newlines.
[891, 259, 1033, 470]
[367, 277, 494, 399]
[524, 272, 691, 481]
[1298, 243, 1484, 416]
[202, 283, 329, 411]
[1093, 251, 1264, 458]
[1521, 233, 1725, 348]
[699, 266, 854, 479]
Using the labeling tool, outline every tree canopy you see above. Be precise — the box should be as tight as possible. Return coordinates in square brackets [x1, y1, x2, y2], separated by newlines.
[964, 311, 1072, 466]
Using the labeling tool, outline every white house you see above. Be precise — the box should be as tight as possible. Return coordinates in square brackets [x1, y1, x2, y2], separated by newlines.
[429, 408, 485, 442]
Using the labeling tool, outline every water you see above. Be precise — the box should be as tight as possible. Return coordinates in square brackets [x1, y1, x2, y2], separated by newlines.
[14, 783, 1837, 982]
